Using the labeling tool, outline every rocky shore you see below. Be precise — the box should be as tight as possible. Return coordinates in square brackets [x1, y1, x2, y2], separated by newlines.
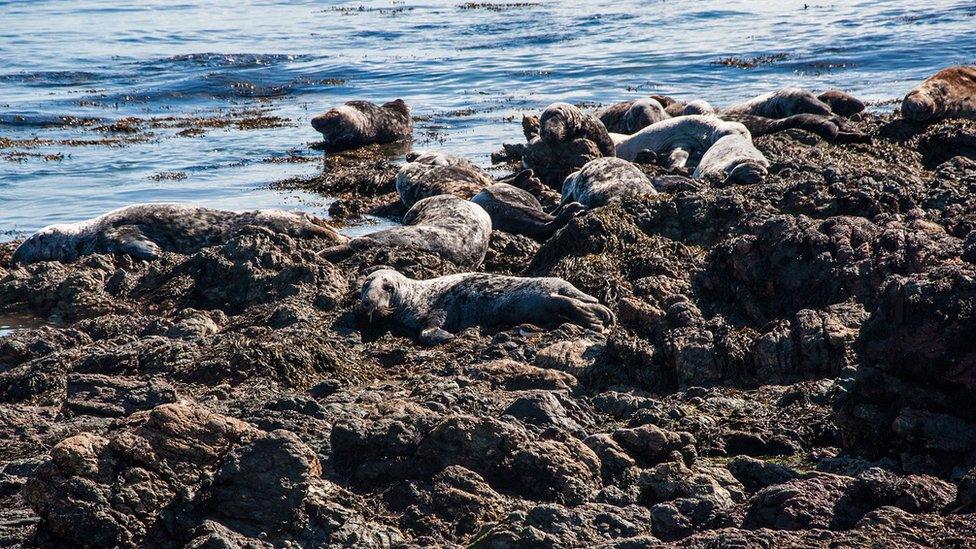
[2, 110, 976, 547]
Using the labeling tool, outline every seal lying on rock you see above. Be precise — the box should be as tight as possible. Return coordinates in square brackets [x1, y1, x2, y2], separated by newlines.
[521, 114, 605, 190]
[725, 87, 833, 118]
[471, 183, 584, 241]
[818, 90, 866, 117]
[360, 268, 615, 345]
[692, 135, 770, 184]
[613, 115, 751, 167]
[539, 102, 616, 157]
[598, 98, 670, 134]
[727, 113, 871, 143]
[560, 157, 657, 208]
[901, 66, 976, 122]
[395, 152, 493, 208]
[310, 99, 412, 149]
[11, 203, 344, 265]
[320, 195, 491, 268]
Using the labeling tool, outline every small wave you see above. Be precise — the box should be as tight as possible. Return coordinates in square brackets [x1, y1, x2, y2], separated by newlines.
[0, 70, 104, 87]
[163, 53, 312, 68]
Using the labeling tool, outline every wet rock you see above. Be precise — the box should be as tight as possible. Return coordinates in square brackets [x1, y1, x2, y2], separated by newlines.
[63, 373, 178, 417]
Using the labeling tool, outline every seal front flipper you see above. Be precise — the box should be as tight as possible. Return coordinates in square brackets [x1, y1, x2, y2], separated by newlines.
[420, 326, 455, 346]
[104, 225, 162, 260]
[668, 148, 690, 169]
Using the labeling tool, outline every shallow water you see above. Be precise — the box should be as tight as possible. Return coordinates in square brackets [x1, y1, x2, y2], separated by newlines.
[1, 0, 974, 239]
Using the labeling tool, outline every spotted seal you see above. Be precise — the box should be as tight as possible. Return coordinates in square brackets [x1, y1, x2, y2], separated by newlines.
[310, 99, 412, 149]
[692, 134, 769, 185]
[901, 66, 976, 122]
[652, 96, 716, 117]
[598, 98, 670, 134]
[817, 90, 866, 117]
[613, 115, 751, 168]
[471, 181, 584, 241]
[539, 102, 616, 157]
[560, 157, 657, 209]
[724, 87, 832, 118]
[319, 195, 491, 268]
[360, 268, 615, 345]
[521, 114, 605, 190]
[726, 113, 871, 143]
[395, 152, 493, 208]
[11, 203, 345, 265]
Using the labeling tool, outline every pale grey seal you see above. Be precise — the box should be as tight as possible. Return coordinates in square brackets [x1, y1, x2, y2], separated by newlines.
[11, 203, 345, 265]
[598, 98, 670, 134]
[559, 157, 657, 209]
[395, 152, 493, 208]
[360, 268, 615, 345]
[310, 99, 412, 149]
[817, 90, 866, 117]
[613, 115, 751, 168]
[319, 195, 491, 269]
[901, 66, 976, 122]
[724, 87, 832, 118]
[692, 134, 770, 185]
[471, 182, 584, 241]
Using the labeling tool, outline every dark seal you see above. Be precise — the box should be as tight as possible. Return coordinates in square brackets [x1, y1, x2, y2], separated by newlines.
[310, 99, 412, 149]
[598, 97, 670, 134]
[360, 268, 615, 345]
[471, 181, 584, 241]
[320, 195, 492, 269]
[724, 87, 833, 119]
[12, 203, 345, 265]
[817, 90, 866, 117]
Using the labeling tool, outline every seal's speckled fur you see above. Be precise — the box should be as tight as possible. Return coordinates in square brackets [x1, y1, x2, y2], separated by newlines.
[902, 66, 976, 122]
[598, 97, 670, 134]
[560, 157, 657, 208]
[360, 268, 615, 345]
[395, 152, 493, 208]
[310, 99, 412, 149]
[724, 87, 832, 119]
[538, 102, 616, 157]
[321, 195, 491, 268]
[12, 203, 345, 265]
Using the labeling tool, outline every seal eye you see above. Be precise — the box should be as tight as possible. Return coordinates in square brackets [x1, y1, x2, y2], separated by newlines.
[382, 282, 394, 292]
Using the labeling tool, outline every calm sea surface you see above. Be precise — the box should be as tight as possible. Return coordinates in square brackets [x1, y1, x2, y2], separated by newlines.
[1, 0, 975, 240]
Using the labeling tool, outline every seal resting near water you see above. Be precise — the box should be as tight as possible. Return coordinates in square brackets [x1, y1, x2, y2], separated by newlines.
[901, 66, 976, 122]
[613, 115, 751, 168]
[817, 90, 866, 117]
[559, 157, 657, 209]
[598, 98, 670, 134]
[692, 134, 769, 184]
[11, 204, 344, 265]
[521, 114, 604, 190]
[395, 151, 492, 208]
[725, 113, 871, 143]
[539, 102, 616, 157]
[360, 268, 615, 345]
[471, 182, 584, 241]
[319, 195, 491, 268]
[310, 99, 412, 149]
[724, 87, 833, 118]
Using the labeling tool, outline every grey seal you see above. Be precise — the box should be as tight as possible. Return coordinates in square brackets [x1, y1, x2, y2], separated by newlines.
[11, 203, 345, 265]
[320, 195, 491, 268]
[901, 66, 976, 122]
[560, 157, 657, 209]
[538, 102, 616, 157]
[692, 134, 770, 185]
[725, 113, 871, 144]
[471, 181, 584, 241]
[651, 96, 716, 117]
[613, 115, 751, 168]
[817, 90, 866, 117]
[521, 114, 604, 190]
[395, 152, 493, 208]
[310, 99, 412, 149]
[724, 87, 832, 118]
[598, 98, 670, 134]
[360, 268, 615, 345]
